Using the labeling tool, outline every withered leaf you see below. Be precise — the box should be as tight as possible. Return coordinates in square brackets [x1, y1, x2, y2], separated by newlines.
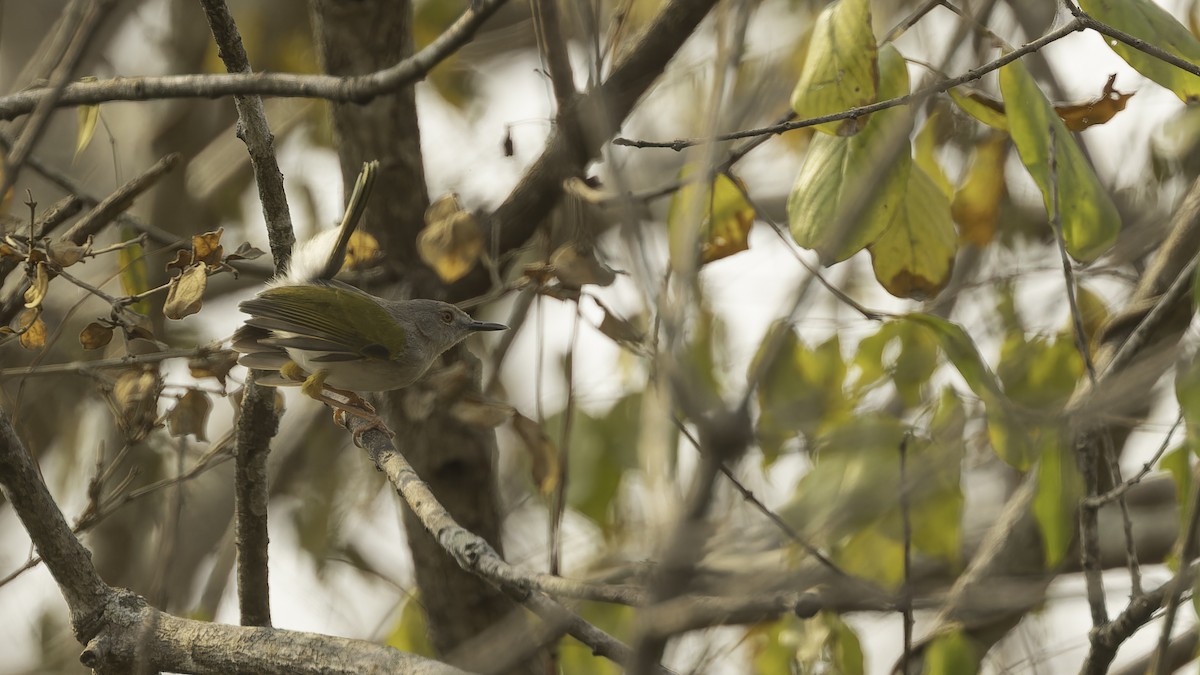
[188, 349, 239, 385]
[550, 243, 616, 289]
[166, 389, 212, 441]
[80, 321, 114, 350]
[511, 412, 560, 496]
[191, 228, 224, 267]
[111, 367, 162, 441]
[23, 261, 49, 309]
[48, 236, 92, 267]
[164, 249, 192, 274]
[164, 263, 207, 320]
[225, 241, 266, 262]
[418, 194, 483, 283]
[17, 309, 45, 350]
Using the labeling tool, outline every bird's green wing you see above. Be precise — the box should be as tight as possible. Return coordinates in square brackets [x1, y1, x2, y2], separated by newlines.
[239, 284, 406, 359]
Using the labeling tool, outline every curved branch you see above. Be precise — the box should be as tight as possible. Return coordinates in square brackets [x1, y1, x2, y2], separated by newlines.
[0, 0, 508, 121]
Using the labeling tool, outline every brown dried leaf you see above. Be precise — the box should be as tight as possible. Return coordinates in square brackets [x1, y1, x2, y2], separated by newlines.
[225, 241, 266, 262]
[166, 389, 212, 441]
[562, 176, 612, 204]
[191, 228, 224, 267]
[550, 243, 616, 289]
[111, 367, 162, 441]
[17, 309, 45, 350]
[1056, 74, 1135, 132]
[511, 412, 560, 496]
[188, 349, 239, 385]
[23, 261, 49, 309]
[597, 307, 643, 345]
[48, 236, 92, 268]
[80, 322, 114, 350]
[164, 263, 207, 320]
[418, 194, 483, 283]
[165, 249, 192, 274]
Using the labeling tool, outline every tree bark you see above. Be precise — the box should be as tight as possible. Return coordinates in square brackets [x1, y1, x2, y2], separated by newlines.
[308, 0, 526, 665]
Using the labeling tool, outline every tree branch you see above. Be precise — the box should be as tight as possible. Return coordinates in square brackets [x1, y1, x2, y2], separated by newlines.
[199, 0, 294, 629]
[0, 0, 509, 122]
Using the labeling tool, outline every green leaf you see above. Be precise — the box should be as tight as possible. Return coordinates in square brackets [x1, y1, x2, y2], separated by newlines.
[1032, 430, 1082, 567]
[923, 630, 980, 675]
[788, 45, 913, 262]
[913, 107, 954, 197]
[118, 226, 152, 316]
[826, 613, 866, 675]
[790, 0, 877, 136]
[560, 602, 633, 675]
[906, 314, 1004, 402]
[556, 394, 644, 531]
[1177, 350, 1200, 433]
[867, 165, 957, 300]
[754, 329, 849, 461]
[1079, 0, 1200, 103]
[999, 58, 1120, 262]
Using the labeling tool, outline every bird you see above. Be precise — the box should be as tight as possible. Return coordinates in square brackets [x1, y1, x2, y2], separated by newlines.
[231, 161, 506, 429]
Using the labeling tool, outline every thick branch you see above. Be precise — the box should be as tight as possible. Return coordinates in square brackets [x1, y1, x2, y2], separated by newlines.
[0, 411, 109, 639]
[452, 0, 719, 299]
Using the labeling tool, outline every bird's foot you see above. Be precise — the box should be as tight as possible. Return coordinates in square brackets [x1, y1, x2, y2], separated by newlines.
[323, 387, 394, 442]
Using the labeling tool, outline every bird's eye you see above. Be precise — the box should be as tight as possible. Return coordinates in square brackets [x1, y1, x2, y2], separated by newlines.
[440, 309, 454, 324]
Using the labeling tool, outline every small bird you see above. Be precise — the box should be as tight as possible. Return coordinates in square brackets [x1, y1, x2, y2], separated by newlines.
[231, 162, 506, 427]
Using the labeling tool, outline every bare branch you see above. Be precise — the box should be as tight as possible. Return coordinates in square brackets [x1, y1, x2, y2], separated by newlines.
[0, 0, 509, 122]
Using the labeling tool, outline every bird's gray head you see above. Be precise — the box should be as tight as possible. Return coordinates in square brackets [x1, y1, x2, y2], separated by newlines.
[386, 298, 507, 358]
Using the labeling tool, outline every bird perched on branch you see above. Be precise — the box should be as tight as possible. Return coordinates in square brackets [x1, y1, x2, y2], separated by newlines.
[232, 162, 506, 429]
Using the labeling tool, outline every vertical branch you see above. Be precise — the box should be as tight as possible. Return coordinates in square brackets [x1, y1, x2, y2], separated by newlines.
[531, 0, 577, 108]
[199, 0, 296, 629]
[549, 306, 581, 576]
[1048, 126, 1107, 627]
[1152, 458, 1200, 675]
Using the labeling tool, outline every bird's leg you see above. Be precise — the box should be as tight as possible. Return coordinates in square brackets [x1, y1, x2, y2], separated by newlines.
[280, 362, 393, 438]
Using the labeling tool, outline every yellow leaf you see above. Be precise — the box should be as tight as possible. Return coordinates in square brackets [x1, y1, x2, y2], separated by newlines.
[418, 194, 483, 283]
[191, 228, 225, 267]
[74, 96, 100, 163]
[110, 368, 162, 441]
[790, 0, 877, 135]
[16, 308, 44, 350]
[164, 263, 207, 320]
[667, 168, 756, 265]
[23, 261, 49, 309]
[788, 45, 912, 263]
[1000, 58, 1120, 262]
[867, 166, 956, 300]
[951, 133, 1008, 246]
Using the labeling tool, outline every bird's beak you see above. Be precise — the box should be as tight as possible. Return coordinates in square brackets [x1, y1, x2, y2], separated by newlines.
[469, 320, 508, 332]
